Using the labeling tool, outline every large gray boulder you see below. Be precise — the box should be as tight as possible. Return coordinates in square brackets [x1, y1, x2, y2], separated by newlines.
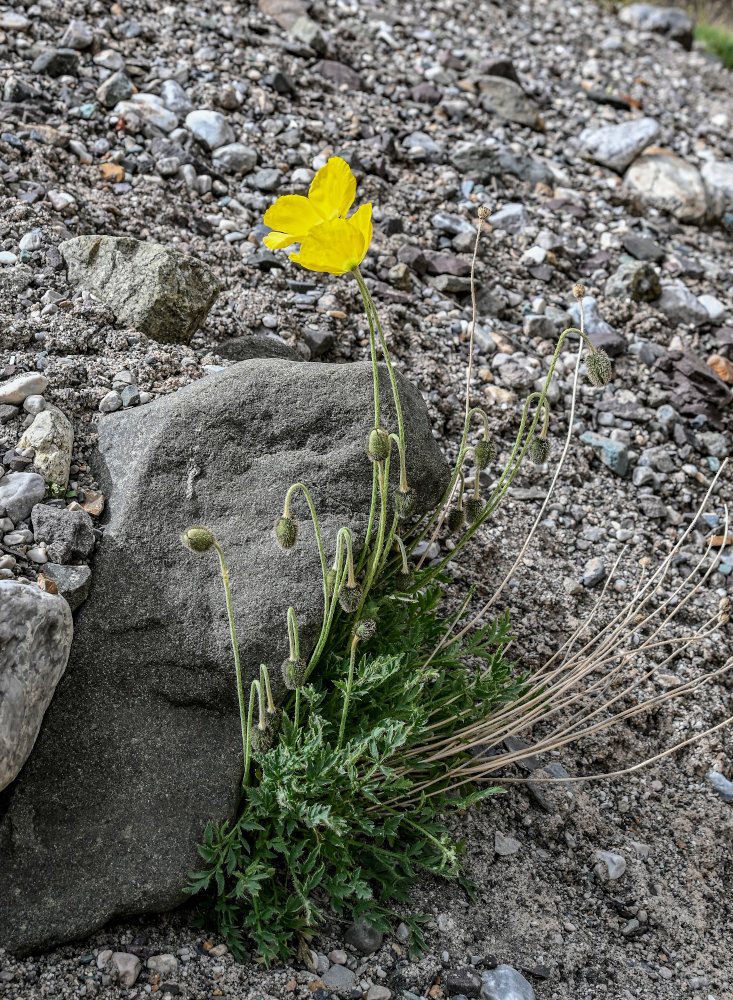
[576, 117, 660, 174]
[0, 359, 449, 953]
[59, 236, 221, 345]
[619, 3, 694, 50]
[0, 581, 73, 791]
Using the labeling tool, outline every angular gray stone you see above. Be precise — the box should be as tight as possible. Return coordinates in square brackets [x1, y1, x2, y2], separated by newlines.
[345, 917, 384, 954]
[0, 373, 48, 406]
[605, 261, 661, 303]
[577, 117, 660, 173]
[0, 472, 46, 524]
[451, 142, 554, 187]
[701, 159, 733, 218]
[211, 142, 257, 174]
[481, 965, 535, 1000]
[656, 281, 709, 328]
[322, 964, 356, 990]
[624, 151, 708, 224]
[478, 77, 543, 130]
[31, 505, 95, 565]
[114, 93, 179, 133]
[17, 406, 74, 487]
[215, 336, 302, 363]
[0, 580, 73, 791]
[41, 563, 92, 612]
[290, 14, 328, 54]
[619, 3, 695, 49]
[95, 70, 134, 109]
[184, 110, 235, 151]
[0, 359, 449, 953]
[569, 297, 626, 357]
[60, 236, 221, 345]
[708, 771, 733, 803]
[527, 762, 576, 815]
[160, 79, 193, 116]
[490, 203, 529, 235]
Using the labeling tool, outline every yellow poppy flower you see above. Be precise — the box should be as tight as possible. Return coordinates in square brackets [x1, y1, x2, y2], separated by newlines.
[263, 156, 372, 274]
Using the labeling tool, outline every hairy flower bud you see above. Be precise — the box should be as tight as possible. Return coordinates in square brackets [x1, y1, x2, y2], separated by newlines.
[585, 348, 612, 387]
[394, 487, 417, 520]
[366, 426, 390, 462]
[394, 570, 414, 592]
[249, 721, 278, 757]
[181, 526, 216, 553]
[529, 437, 551, 465]
[474, 437, 495, 471]
[464, 497, 484, 525]
[274, 515, 298, 550]
[446, 505, 465, 532]
[281, 656, 307, 690]
[339, 582, 363, 613]
[354, 618, 377, 641]
[573, 282, 586, 301]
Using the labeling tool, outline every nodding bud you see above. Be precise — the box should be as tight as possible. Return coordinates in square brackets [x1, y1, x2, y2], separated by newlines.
[474, 437, 495, 471]
[464, 497, 483, 525]
[367, 427, 390, 462]
[478, 205, 491, 221]
[573, 282, 586, 301]
[249, 719, 279, 757]
[585, 348, 613, 387]
[529, 437, 551, 465]
[394, 487, 417, 520]
[446, 505, 465, 532]
[274, 515, 298, 550]
[339, 582, 363, 613]
[181, 526, 216, 553]
[394, 570, 414, 592]
[281, 656, 307, 690]
[354, 618, 377, 641]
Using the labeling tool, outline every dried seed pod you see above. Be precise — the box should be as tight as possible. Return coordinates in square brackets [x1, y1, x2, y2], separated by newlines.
[573, 282, 586, 300]
[464, 497, 484, 525]
[394, 487, 417, 520]
[181, 526, 216, 553]
[339, 582, 363, 613]
[354, 618, 377, 641]
[446, 505, 465, 532]
[586, 348, 613, 387]
[274, 515, 298, 550]
[281, 657, 307, 690]
[474, 437, 495, 471]
[529, 437, 551, 465]
[478, 205, 491, 221]
[366, 427, 390, 462]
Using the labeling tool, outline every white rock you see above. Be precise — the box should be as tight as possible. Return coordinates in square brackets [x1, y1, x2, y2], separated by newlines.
[18, 406, 74, 487]
[596, 849, 626, 879]
[701, 159, 733, 218]
[624, 151, 708, 224]
[99, 390, 123, 413]
[19, 230, 43, 252]
[481, 965, 536, 1000]
[27, 547, 48, 564]
[0, 11, 30, 29]
[0, 374, 48, 406]
[0, 251, 18, 266]
[23, 395, 46, 415]
[111, 953, 141, 987]
[94, 48, 125, 71]
[97, 949, 113, 970]
[147, 953, 178, 977]
[577, 117, 660, 173]
[47, 191, 76, 213]
[698, 293, 727, 322]
[160, 79, 193, 115]
[114, 94, 178, 133]
[185, 110, 235, 151]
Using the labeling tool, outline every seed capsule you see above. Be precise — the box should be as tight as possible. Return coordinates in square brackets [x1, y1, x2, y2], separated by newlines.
[446, 506, 465, 532]
[354, 618, 377, 641]
[281, 657, 307, 690]
[394, 487, 417, 520]
[586, 348, 613, 387]
[394, 570, 414, 592]
[339, 582, 363, 613]
[274, 515, 298, 550]
[474, 438, 495, 471]
[464, 497, 484, 525]
[529, 437, 551, 465]
[181, 526, 216, 553]
[573, 282, 586, 300]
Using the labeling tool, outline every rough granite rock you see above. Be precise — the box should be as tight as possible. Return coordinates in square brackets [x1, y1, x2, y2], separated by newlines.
[624, 151, 708, 224]
[478, 77, 543, 130]
[59, 236, 221, 345]
[0, 359, 449, 953]
[17, 406, 74, 486]
[214, 335, 303, 363]
[576, 117, 660, 173]
[619, 3, 695, 49]
[0, 580, 73, 791]
[31, 504, 96, 564]
[0, 472, 46, 524]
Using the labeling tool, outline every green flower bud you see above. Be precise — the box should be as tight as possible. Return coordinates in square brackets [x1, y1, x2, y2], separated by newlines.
[586, 348, 613, 387]
[464, 497, 484, 525]
[274, 515, 298, 550]
[474, 438, 495, 471]
[394, 487, 417, 520]
[529, 437, 551, 465]
[354, 618, 377, 641]
[250, 707, 282, 757]
[339, 582, 363, 613]
[326, 567, 338, 597]
[367, 427, 390, 462]
[446, 506, 465, 533]
[394, 570, 414, 592]
[281, 656, 307, 690]
[181, 526, 216, 553]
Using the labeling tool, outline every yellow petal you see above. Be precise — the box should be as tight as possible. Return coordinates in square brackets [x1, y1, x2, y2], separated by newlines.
[308, 157, 357, 220]
[263, 194, 325, 238]
[347, 202, 373, 257]
[264, 231, 299, 250]
[290, 218, 366, 275]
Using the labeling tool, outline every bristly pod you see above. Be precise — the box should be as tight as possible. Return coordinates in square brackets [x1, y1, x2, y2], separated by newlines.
[181, 526, 216, 553]
[249, 718, 279, 756]
[529, 437, 551, 465]
[339, 582, 363, 613]
[585, 348, 612, 387]
[446, 505, 465, 532]
[573, 282, 586, 301]
[274, 515, 298, 550]
[366, 426, 390, 462]
[394, 570, 414, 592]
[394, 486, 417, 520]
[464, 497, 484, 525]
[474, 437, 495, 471]
[354, 618, 377, 641]
[281, 657, 307, 690]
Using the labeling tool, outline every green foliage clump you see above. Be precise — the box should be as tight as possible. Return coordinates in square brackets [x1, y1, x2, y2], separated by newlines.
[696, 20, 733, 68]
[186, 580, 520, 964]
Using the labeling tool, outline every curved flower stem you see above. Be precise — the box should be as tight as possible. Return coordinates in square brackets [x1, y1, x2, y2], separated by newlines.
[283, 480, 330, 619]
[353, 267, 406, 467]
[303, 526, 350, 683]
[355, 453, 391, 618]
[337, 634, 360, 750]
[355, 270, 381, 428]
[212, 541, 248, 778]
[356, 464, 379, 575]
[421, 327, 585, 584]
